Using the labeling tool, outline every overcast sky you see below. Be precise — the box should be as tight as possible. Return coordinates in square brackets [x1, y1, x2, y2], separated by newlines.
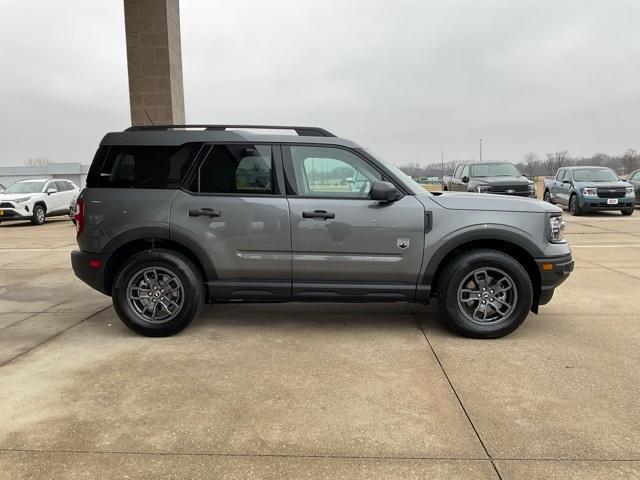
[0, 0, 639, 167]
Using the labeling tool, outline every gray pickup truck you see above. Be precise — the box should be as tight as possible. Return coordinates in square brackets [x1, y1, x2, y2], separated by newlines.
[71, 125, 573, 339]
[443, 161, 536, 198]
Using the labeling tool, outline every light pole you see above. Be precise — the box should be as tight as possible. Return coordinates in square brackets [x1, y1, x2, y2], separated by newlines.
[441, 151, 444, 180]
[479, 138, 483, 162]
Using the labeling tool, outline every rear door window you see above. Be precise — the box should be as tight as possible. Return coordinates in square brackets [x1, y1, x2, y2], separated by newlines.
[188, 144, 275, 195]
[96, 144, 200, 189]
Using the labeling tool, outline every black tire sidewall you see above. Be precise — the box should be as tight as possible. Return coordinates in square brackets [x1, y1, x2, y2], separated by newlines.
[112, 250, 204, 336]
[569, 195, 580, 216]
[31, 205, 45, 225]
[439, 250, 533, 338]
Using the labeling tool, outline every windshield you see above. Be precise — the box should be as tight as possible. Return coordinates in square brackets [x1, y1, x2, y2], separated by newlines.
[470, 163, 522, 177]
[4, 181, 46, 194]
[361, 148, 425, 193]
[573, 168, 619, 182]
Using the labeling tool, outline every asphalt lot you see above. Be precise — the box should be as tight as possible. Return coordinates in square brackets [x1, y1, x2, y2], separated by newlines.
[0, 211, 639, 479]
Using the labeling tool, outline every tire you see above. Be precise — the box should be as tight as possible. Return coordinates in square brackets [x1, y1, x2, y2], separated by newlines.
[31, 204, 46, 225]
[543, 190, 554, 204]
[112, 249, 204, 337]
[621, 208, 634, 216]
[568, 194, 582, 216]
[437, 249, 533, 338]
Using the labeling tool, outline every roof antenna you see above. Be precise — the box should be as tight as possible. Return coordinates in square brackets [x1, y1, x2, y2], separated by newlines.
[143, 109, 155, 126]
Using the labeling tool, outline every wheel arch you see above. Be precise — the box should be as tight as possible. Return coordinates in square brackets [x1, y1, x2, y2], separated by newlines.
[102, 227, 215, 296]
[423, 229, 543, 311]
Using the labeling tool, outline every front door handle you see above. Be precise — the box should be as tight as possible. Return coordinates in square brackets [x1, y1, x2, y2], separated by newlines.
[302, 210, 335, 220]
[189, 208, 221, 218]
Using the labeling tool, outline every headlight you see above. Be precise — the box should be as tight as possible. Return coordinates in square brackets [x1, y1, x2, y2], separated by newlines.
[528, 184, 536, 195]
[626, 187, 634, 195]
[475, 185, 491, 193]
[14, 196, 31, 203]
[549, 215, 566, 243]
[582, 187, 597, 197]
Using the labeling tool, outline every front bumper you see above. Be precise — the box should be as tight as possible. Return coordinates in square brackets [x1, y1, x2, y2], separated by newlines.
[71, 250, 111, 295]
[535, 253, 574, 306]
[0, 207, 32, 221]
[580, 197, 635, 210]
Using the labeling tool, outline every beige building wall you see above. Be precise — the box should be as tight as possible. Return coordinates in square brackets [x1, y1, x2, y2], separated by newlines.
[124, 0, 185, 125]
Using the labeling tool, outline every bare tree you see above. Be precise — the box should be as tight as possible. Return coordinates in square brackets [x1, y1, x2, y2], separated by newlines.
[544, 151, 569, 175]
[619, 148, 638, 174]
[523, 152, 540, 178]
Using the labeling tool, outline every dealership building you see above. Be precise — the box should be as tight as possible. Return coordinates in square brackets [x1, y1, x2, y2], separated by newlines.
[0, 163, 90, 189]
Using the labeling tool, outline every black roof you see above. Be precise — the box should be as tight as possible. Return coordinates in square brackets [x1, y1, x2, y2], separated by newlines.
[101, 124, 361, 148]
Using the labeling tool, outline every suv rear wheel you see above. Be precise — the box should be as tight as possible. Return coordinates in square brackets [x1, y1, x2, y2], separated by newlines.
[437, 249, 533, 338]
[112, 249, 204, 337]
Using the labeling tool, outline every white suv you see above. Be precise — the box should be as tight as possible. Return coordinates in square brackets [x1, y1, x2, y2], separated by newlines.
[0, 179, 80, 225]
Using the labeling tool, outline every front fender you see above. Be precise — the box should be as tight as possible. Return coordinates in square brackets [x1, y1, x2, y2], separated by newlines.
[421, 223, 544, 285]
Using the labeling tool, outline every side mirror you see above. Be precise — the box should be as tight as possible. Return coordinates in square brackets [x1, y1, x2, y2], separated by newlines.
[370, 181, 401, 202]
[461, 176, 470, 183]
[47, 188, 58, 195]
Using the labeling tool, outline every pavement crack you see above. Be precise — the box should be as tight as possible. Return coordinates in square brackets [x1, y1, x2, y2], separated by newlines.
[0, 306, 110, 368]
[410, 306, 504, 480]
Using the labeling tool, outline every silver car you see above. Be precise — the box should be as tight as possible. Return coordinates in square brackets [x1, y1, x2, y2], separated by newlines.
[72, 125, 573, 338]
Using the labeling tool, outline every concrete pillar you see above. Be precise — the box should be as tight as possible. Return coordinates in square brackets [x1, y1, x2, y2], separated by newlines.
[124, 0, 185, 125]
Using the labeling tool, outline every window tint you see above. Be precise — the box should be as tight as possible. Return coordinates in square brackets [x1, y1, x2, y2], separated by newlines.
[461, 165, 469, 178]
[97, 144, 199, 189]
[289, 146, 382, 197]
[453, 166, 462, 178]
[190, 144, 274, 194]
[54, 181, 68, 191]
[556, 170, 565, 181]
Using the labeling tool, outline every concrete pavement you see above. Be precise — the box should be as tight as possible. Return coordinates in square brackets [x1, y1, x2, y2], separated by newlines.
[0, 212, 639, 479]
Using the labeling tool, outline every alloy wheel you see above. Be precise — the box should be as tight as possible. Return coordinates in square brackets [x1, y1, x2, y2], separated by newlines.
[126, 267, 185, 324]
[457, 267, 517, 324]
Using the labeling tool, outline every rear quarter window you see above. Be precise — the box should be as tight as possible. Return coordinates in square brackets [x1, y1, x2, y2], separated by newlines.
[91, 143, 201, 189]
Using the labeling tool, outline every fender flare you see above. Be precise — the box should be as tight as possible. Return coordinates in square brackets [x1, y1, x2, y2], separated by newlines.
[103, 226, 217, 280]
[422, 225, 544, 285]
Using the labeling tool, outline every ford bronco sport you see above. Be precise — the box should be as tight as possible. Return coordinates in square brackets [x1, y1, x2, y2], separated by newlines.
[72, 125, 573, 338]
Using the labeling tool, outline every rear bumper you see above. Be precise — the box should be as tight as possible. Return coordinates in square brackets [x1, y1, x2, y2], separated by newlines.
[536, 253, 574, 306]
[71, 250, 111, 296]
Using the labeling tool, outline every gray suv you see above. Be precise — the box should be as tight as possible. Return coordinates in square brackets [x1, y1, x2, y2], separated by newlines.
[72, 125, 573, 338]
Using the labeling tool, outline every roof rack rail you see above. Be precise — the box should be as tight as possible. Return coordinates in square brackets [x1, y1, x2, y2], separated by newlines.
[124, 124, 336, 137]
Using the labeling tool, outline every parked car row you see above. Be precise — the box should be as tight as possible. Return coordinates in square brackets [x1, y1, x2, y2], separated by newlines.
[440, 161, 637, 216]
[0, 178, 80, 225]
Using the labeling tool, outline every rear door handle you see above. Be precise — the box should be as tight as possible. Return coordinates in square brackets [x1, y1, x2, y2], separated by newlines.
[189, 208, 221, 218]
[302, 210, 335, 220]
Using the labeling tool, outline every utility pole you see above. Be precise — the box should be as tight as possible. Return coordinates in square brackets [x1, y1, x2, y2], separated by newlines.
[441, 151, 444, 180]
[479, 138, 483, 162]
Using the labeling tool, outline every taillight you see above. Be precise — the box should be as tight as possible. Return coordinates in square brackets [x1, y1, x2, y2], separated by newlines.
[75, 198, 85, 236]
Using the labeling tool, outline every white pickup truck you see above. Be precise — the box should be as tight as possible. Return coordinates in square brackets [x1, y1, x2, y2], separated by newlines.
[0, 178, 80, 225]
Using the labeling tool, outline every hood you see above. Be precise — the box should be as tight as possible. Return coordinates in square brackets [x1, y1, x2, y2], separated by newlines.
[426, 191, 561, 213]
[473, 176, 532, 185]
[573, 181, 632, 188]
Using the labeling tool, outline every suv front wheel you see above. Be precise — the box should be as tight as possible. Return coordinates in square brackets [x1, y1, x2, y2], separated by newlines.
[112, 249, 204, 337]
[437, 249, 533, 338]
